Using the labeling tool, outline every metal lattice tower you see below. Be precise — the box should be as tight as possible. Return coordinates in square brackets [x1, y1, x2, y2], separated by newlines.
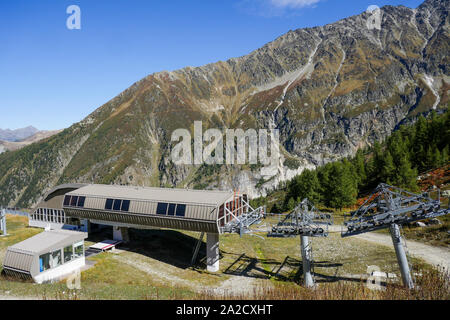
[268, 199, 333, 238]
[268, 199, 333, 287]
[342, 183, 450, 288]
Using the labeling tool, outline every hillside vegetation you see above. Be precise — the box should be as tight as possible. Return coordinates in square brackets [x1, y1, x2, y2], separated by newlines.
[252, 110, 450, 212]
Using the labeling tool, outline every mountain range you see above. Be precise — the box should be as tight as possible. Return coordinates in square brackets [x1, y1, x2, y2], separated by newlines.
[0, 0, 448, 208]
[0, 126, 39, 142]
[0, 130, 62, 154]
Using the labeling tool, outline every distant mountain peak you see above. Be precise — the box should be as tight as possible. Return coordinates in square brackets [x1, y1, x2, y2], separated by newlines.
[0, 126, 39, 142]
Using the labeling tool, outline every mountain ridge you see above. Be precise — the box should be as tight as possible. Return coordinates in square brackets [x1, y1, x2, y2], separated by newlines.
[0, 126, 39, 142]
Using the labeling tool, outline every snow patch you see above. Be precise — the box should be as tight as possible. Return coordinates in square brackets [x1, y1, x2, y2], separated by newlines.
[423, 75, 440, 110]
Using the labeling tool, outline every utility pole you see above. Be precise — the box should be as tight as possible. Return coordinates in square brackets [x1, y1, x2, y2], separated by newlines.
[300, 235, 314, 288]
[390, 223, 414, 289]
[0, 208, 7, 236]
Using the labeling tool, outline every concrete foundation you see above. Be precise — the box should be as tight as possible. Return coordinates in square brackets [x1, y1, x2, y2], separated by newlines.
[113, 226, 130, 242]
[206, 233, 219, 272]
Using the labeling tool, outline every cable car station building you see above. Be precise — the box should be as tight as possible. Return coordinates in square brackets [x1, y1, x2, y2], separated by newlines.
[3, 229, 87, 283]
[28, 184, 254, 272]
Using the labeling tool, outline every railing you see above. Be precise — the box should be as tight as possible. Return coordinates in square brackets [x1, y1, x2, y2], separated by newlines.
[219, 195, 266, 236]
[0, 206, 29, 217]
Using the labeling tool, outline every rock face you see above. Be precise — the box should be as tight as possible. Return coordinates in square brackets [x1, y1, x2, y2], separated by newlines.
[0, 0, 449, 207]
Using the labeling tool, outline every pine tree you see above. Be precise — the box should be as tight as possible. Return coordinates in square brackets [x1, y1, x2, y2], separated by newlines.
[352, 149, 367, 188]
[326, 162, 357, 210]
[396, 155, 418, 191]
[295, 169, 321, 204]
[287, 197, 296, 211]
[441, 145, 449, 166]
[431, 146, 442, 169]
[381, 151, 395, 183]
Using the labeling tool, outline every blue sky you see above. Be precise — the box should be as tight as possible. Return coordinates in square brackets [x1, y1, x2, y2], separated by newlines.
[0, 0, 424, 130]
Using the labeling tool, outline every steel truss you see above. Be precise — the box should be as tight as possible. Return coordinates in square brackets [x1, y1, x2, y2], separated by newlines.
[342, 183, 449, 289]
[267, 199, 333, 288]
[343, 183, 449, 237]
[220, 198, 266, 236]
[268, 199, 333, 238]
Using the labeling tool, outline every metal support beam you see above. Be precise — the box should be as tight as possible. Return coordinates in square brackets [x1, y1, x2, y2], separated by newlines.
[113, 226, 130, 242]
[389, 223, 414, 289]
[0, 209, 6, 236]
[191, 232, 205, 266]
[300, 235, 314, 288]
[206, 233, 219, 272]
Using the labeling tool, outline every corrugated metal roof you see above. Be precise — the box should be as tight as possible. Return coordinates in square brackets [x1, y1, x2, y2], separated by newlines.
[67, 184, 234, 206]
[3, 250, 34, 273]
[44, 183, 87, 201]
[7, 229, 87, 255]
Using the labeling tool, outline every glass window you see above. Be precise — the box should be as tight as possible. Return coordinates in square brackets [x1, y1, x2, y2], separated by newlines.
[39, 253, 51, 272]
[73, 242, 84, 259]
[77, 196, 86, 208]
[51, 250, 62, 268]
[167, 203, 176, 216]
[113, 199, 122, 211]
[70, 196, 78, 207]
[156, 203, 168, 215]
[105, 198, 113, 210]
[64, 245, 73, 263]
[121, 200, 130, 212]
[63, 195, 71, 206]
[176, 204, 186, 217]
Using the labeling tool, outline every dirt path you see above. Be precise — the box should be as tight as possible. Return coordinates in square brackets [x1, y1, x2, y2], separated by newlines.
[354, 232, 450, 271]
[113, 252, 263, 297]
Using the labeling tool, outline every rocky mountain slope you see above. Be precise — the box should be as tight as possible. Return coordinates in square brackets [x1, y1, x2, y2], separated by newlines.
[0, 0, 448, 207]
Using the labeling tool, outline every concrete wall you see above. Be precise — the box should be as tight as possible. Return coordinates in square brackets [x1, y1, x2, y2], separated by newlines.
[33, 257, 85, 284]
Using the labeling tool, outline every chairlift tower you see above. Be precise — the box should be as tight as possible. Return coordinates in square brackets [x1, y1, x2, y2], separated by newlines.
[342, 183, 450, 289]
[268, 199, 333, 288]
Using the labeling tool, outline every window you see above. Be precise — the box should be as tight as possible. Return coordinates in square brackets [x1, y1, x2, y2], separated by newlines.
[64, 245, 73, 263]
[121, 200, 130, 212]
[73, 242, 84, 259]
[39, 253, 51, 272]
[51, 250, 62, 268]
[77, 196, 86, 208]
[113, 199, 122, 211]
[105, 199, 113, 210]
[176, 204, 186, 217]
[70, 196, 78, 207]
[156, 203, 168, 215]
[167, 203, 176, 216]
[64, 195, 71, 206]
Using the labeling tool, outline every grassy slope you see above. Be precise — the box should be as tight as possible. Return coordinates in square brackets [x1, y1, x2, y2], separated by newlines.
[0, 215, 446, 300]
